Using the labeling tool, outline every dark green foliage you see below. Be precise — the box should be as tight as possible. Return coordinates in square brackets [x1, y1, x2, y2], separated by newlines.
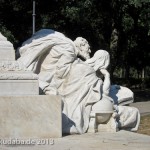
[0, 0, 149, 85]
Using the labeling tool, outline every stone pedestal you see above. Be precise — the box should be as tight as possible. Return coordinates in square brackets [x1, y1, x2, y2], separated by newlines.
[88, 97, 118, 133]
[97, 117, 119, 133]
[0, 95, 62, 138]
[0, 33, 62, 138]
[88, 111, 118, 133]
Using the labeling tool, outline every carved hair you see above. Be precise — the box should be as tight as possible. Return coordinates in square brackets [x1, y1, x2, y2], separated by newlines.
[85, 50, 110, 71]
[74, 37, 90, 60]
[74, 37, 88, 50]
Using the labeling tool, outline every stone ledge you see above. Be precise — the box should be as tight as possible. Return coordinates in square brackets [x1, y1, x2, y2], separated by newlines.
[0, 72, 38, 79]
[0, 80, 39, 95]
[0, 95, 62, 138]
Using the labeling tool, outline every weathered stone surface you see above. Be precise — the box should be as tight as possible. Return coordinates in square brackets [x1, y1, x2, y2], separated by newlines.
[0, 49, 15, 61]
[0, 61, 26, 71]
[0, 71, 38, 80]
[0, 80, 39, 95]
[0, 95, 62, 138]
[1, 130, 150, 150]
[0, 33, 15, 61]
[0, 71, 39, 95]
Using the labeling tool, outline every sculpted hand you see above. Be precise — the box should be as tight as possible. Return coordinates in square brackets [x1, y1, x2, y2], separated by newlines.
[100, 69, 110, 77]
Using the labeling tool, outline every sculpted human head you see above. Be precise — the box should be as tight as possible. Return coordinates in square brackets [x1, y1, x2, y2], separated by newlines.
[85, 50, 110, 71]
[74, 37, 91, 60]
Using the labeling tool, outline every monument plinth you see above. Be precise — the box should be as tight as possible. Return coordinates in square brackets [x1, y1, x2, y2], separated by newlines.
[0, 95, 62, 138]
[0, 32, 62, 138]
[0, 33, 15, 61]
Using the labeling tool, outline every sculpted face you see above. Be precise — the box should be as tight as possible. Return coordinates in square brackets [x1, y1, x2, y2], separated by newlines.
[74, 37, 91, 60]
[85, 50, 110, 71]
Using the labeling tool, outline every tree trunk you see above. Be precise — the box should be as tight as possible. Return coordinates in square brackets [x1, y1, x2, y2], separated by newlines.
[142, 68, 145, 80]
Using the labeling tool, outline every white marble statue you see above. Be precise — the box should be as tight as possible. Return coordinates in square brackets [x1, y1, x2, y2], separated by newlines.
[17, 29, 140, 134]
[61, 50, 110, 134]
[17, 29, 91, 95]
[61, 50, 140, 133]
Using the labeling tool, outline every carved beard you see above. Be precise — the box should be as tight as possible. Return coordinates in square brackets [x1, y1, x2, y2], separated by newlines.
[78, 51, 90, 61]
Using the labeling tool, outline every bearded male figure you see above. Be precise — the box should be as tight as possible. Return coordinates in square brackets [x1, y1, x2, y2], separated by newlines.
[17, 29, 91, 95]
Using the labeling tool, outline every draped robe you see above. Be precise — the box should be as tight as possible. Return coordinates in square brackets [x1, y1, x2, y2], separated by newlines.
[17, 29, 103, 133]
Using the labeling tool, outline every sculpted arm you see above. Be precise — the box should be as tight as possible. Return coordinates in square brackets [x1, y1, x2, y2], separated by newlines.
[100, 69, 111, 96]
[85, 50, 111, 96]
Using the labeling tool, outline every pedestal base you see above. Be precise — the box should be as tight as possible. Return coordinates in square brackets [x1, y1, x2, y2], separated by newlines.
[87, 111, 118, 133]
[0, 95, 62, 138]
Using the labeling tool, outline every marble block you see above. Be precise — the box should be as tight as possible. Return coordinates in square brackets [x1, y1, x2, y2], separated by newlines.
[0, 48, 15, 61]
[0, 72, 39, 95]
[0, 33, 15, 61]
[0, 95, 62, 138]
